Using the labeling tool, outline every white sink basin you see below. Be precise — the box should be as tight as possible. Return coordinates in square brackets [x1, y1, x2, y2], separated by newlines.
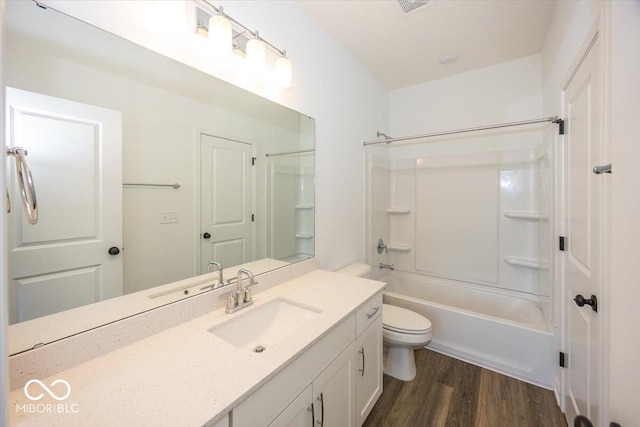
[208, 298, 321, 352]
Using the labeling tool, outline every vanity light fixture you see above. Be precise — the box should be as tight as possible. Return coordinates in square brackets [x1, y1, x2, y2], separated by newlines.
[274, 52, 293, 89]
[196, 1, 293, 88]
[208, 7, 232, 57]
[246, 31, 267, 73]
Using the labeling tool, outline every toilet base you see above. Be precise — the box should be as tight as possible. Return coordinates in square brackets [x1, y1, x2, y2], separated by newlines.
[384, 346, 417, 381]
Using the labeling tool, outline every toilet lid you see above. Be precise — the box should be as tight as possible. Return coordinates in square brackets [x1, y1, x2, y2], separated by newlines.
[382, 304, 431, 334]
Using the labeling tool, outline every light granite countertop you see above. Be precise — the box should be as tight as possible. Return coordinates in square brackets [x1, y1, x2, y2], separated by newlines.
[9, 269, 385, 426]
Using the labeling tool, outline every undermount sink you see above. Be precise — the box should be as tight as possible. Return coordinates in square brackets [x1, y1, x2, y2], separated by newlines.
[208, 298, 322, 352]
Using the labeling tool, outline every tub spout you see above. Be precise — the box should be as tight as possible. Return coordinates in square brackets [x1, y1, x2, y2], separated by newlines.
[379, 262, 395, 271]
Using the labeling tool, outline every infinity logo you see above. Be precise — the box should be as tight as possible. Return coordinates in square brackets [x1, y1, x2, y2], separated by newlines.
[24, 379, 71, 401]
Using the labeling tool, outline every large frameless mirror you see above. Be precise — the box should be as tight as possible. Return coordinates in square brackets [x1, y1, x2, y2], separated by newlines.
[5, 1, 315, 354]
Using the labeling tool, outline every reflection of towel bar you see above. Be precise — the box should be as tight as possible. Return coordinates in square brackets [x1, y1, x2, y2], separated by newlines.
[123, 183, 181, 189]
[265, 149, 314, 157]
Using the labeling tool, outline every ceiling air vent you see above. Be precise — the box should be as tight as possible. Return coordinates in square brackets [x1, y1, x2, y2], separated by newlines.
[394, 0, 434, 16]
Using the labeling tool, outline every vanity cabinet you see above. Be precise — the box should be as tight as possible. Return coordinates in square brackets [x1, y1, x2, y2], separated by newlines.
[270, 344, 356, 427]
[356, 316, 383, 426]
[232, 292, 383, 427]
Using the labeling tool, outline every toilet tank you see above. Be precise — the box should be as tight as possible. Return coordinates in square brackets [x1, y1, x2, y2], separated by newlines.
[335, 263, 372, 278]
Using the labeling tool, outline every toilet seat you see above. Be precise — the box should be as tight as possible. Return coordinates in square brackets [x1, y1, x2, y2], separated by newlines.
[382, 304, 431, 335]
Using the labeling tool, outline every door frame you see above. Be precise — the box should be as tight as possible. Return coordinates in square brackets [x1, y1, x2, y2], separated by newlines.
[557, 12, 611, 427]
[194, 130, 256, 274]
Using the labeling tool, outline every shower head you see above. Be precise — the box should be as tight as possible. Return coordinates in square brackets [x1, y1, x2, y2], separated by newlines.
[377, 131, 393, 143]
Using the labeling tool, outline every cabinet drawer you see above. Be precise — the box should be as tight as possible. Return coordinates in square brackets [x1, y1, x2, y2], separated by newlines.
[355, 292, 383, 336]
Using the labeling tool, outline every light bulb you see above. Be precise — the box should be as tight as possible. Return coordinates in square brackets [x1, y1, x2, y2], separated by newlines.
[246, 38, 266, 74]
[275, 56, 292, 88]
[208, 14, 232, 57]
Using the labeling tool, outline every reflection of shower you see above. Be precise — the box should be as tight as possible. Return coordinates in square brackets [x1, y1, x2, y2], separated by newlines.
[265, 149, 315, 262]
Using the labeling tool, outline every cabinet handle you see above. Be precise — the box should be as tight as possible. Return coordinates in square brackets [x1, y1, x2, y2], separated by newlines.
[366, 306, 380, 319]
[308, 403, 315, 426]
[315, 393, 324, 425]
[358, 347, 365, 376]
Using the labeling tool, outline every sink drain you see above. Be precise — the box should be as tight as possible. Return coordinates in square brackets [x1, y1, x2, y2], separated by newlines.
[253, 345, 266, 353]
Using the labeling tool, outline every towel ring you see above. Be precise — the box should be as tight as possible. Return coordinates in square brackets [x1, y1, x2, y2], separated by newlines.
[7, 147, 38, 224]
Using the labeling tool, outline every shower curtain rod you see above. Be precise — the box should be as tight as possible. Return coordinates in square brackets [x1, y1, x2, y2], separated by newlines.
[363, 116, 560, 146]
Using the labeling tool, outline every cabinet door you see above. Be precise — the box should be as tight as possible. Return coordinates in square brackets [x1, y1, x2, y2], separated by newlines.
[356, 316, 383, 426]
[313, 343, 356, 427]
[270, 385, 314, 427]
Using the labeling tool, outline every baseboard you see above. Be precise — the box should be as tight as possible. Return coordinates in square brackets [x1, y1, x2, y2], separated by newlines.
[426, 342, 555, 390]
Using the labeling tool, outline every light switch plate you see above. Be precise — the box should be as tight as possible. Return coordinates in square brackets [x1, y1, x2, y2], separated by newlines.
[160, 210, 179, 224]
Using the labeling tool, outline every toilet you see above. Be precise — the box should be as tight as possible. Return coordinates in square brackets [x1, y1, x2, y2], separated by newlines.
[336, 263, 432, 381]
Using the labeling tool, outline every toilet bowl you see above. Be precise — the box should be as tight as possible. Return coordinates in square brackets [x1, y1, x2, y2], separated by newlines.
[382, 303, 431, 381]
[336, 263, 432, 381]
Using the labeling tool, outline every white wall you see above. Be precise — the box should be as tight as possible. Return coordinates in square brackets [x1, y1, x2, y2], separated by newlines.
[390, 54, 543, 138]
[40, 0, 389, 272]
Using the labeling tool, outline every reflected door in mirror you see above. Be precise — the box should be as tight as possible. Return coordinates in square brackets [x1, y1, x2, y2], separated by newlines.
[7, 88, 123, 324]
[199, 134, 255, 273]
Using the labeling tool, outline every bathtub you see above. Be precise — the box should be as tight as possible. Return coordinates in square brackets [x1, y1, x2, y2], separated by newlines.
[381, 272, 555, 388]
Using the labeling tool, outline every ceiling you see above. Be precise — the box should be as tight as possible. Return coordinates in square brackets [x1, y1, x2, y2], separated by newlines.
[298, 0, 557, 89]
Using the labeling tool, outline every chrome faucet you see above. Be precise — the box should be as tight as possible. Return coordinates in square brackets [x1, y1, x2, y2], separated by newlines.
[208, 261, 225, 287]
[379, 262, 395, 271]
[225, 269, 258, 314]
[200, 261, 227, 291]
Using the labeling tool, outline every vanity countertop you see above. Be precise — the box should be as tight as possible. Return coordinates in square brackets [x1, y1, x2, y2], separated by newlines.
[8, 269, 385, 426]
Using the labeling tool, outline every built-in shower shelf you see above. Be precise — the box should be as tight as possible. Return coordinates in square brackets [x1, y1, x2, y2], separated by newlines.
[295, 204, 314, 210]
[387, 244, 411, 252]
[504, 211, 549, 221]
[504, 256, 549, 270]
[295, 233, 314, 239]
[387, 207, 411, 214]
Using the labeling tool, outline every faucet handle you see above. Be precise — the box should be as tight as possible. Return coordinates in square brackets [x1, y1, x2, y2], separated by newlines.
[243, 288, 253, 303]
[243, 278, 258, 303]
[226, 290, 238, 310]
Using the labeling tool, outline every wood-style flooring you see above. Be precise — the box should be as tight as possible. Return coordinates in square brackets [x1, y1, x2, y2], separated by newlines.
[363, 349, 567, 427]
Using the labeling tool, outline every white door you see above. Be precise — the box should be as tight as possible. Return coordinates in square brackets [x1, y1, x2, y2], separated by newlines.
[199, 134, 254, 273]
[562, 33, 603, 425]
[6, 87, 123, 324]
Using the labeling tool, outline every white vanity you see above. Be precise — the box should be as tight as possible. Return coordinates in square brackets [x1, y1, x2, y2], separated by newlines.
[9, 270, 384, 427]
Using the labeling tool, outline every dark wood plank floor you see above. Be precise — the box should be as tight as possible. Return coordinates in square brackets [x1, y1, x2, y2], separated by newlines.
[363, 349, 567, 427]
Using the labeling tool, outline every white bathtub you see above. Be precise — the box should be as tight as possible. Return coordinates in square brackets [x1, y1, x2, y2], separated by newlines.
[381, 272, 556, 388]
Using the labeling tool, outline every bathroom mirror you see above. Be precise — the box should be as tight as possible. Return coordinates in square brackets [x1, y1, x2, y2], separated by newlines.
[4, 2, 315, 354]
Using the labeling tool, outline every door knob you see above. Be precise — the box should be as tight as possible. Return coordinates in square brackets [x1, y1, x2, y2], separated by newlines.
[574, 415, 593, 427]
[202, 232, 211, 239]
[574, 294, 598, 312]
[108, 247, 120, 256]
